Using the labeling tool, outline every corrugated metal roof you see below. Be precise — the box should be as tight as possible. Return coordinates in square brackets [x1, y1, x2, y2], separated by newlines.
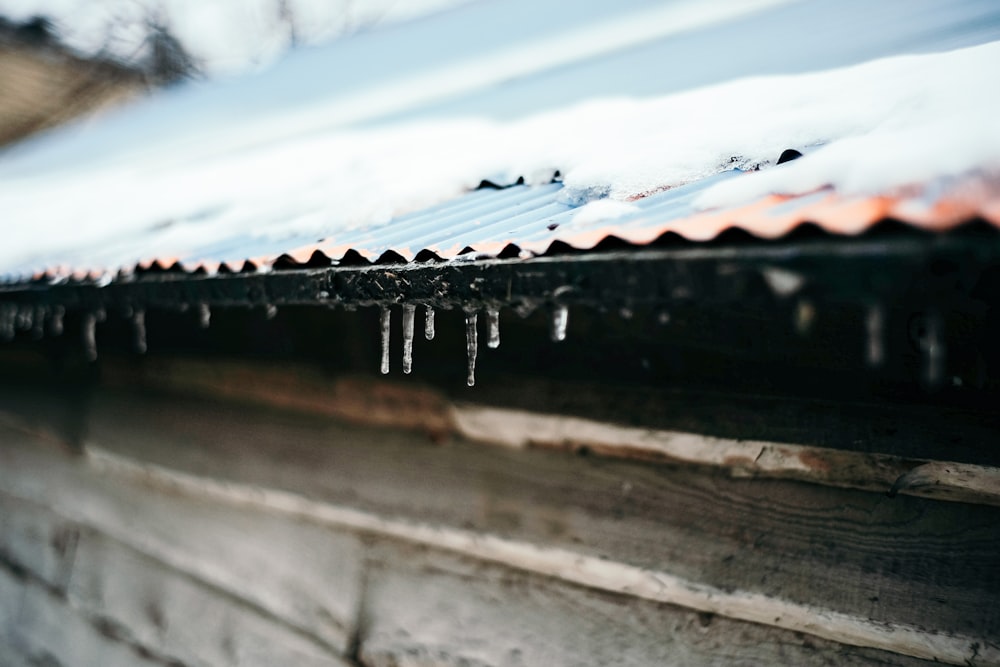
[25, 168, 995, 283]
[2, 2, 997, 286]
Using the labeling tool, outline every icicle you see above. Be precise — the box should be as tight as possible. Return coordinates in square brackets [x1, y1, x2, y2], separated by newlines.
[920, 310, 945, 388]
[31, 305, 46, 339]
[95, 307, 106, 323]
[865, 303, 885, 368]
[133, 310, 147, 354]
[551, 305, 568, 342]
[794, 299, 815, 335]
[265, 304, 278, 320]
[465, 311, 478, 387]
[9, 305, 19, 338]
[1, 304, 13, 341]
[16, 305, 32, 331]
[198, 303, 211, 328]
[380, 307, 391, 374]
[487, 308, 500, 349]
[82, 312, 98, 361]
[424, 305, 435, 340]
[402, 304, 415, 374]
[50, 305, 65, 336]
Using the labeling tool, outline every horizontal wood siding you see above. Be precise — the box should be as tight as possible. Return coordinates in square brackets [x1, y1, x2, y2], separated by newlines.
[0, 423, 947, 666]
[3, 384, 998, 664]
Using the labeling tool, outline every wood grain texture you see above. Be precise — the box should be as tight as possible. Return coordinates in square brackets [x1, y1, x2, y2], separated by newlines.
[74, 391, 1000, 662]
[0, 518, 351, 667]
[63, 517, 352, 667]
[0, 564, 167, 667]
[0, 425, 944, 667]
[82, 443, 995, 665]
[102, 355, 1000, 466]
[99, 358, 1000, 504]
[359, 542, 935, 667]
[452, 404, 1000, 505]
[0, 436, 365, 659]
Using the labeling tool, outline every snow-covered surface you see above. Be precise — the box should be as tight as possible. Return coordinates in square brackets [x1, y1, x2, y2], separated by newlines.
[0, 0, 474, 75]
[0, 1, 998, 278]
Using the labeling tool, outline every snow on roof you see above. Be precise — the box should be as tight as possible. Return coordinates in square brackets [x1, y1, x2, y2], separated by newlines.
[0, 2, 999, 281]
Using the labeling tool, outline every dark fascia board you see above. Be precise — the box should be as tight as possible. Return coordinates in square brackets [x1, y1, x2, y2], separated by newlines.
[2, 231, 999, 315]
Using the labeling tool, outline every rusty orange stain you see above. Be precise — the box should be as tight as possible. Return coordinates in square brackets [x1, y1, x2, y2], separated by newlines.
[797, 450, 834, 474]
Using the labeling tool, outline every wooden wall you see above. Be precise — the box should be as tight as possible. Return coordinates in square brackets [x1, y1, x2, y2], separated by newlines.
[1, 380, 997, 666]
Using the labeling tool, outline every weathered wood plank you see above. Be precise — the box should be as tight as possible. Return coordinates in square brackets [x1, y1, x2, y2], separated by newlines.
[0, 492, 78, 593]
[452, 404, 1000, 506]
[0, 494, 356, 667]
[78, 389, 1000, 658]
[19, 391, 982, 664]
[98, 359, 1000, 504]
[0, 564, 165, 667]
[0, 435, 365, 658]
[102, 355, 1000, 466]
[0, 425, 947, 667]
[70, 522, 352, 667]
[358, 542, 936, 667]
[82, 445, 995, 665]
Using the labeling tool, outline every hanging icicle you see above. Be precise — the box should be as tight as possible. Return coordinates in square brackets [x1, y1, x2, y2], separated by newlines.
[82, 312, 98, 361]
[402, 304, 416, 374]
[265, 304, 278, 320]
[133, 310, 147, 354]
[1, 304, 14, 341]
[551, 305, 568, 342]
[424, 305, 435, 340]
[198, 303, 211, 328]
[16, 305, 32, 331]
[32, 305, 47, 339]
[487, 308, 500, 349]
[865, 303, 885, 368]
[380, 306, 391, 374]
[465, 311, 478, 387]
[794, 299, 816, 335]
[50, 305, 65, 336]
[403, 304, 417, 375]
[920, 310, 945, 389]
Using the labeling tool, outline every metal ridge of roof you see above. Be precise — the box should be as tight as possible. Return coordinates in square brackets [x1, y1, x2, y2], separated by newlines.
[15, 169, 1000, 286]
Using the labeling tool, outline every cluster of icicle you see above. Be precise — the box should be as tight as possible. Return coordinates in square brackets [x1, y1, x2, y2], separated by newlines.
[379, 304, 569, 386]
[2, 300, 945, 388]
[0, 303, 65, 342]
[0, 302, 211, 362]
[1, 300, 571, 387]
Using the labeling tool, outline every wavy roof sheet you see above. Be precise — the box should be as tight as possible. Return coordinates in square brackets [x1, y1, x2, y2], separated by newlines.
[26, 168, 992, 283]
[4, 2, 999, 286]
